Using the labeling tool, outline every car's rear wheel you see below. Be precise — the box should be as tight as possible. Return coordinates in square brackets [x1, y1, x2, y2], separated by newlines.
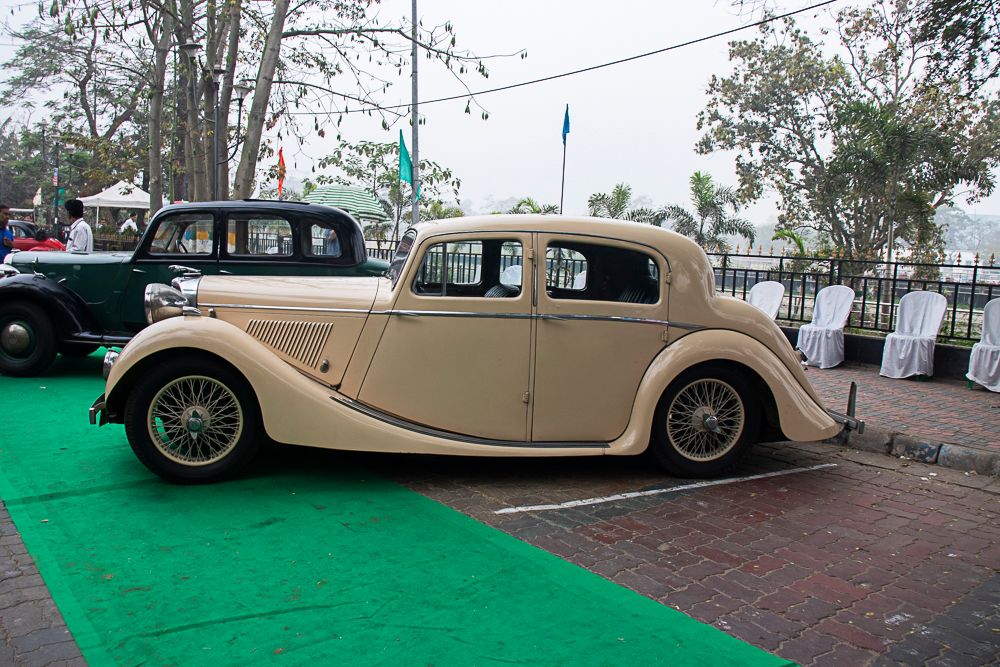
[650, 364, 758, 478]
[0, 302, 57, 377]
[124, 359, 262, 484]
[59, 343, 100, 358]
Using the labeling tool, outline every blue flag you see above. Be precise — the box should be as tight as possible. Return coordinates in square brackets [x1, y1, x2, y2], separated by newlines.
[562, 105, 570, 145]
[398, 130, 419, 201]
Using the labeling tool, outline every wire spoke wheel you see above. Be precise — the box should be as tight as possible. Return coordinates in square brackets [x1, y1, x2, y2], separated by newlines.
[665, 378, 745, 462]
[147, 375, 244, 466]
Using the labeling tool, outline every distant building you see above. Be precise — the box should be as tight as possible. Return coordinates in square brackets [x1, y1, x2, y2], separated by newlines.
[303, 185, 389, 234]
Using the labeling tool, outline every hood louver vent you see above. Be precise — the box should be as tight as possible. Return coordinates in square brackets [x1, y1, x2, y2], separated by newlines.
[246, 319, 333, 368]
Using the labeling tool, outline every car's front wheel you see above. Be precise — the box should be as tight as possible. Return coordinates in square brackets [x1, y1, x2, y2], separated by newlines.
[650, 364, 759, 478]
[0, 302, 57, 376]
[124, 359, 262, 483]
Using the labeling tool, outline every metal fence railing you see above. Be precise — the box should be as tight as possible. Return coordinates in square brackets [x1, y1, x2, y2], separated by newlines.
[710, 252, 1000, 342]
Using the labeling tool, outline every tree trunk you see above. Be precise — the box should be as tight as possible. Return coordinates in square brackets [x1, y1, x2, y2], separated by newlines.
[219, 0, 241, 197]
[233, 0, 290, 199]
[147, 14, 173, 215]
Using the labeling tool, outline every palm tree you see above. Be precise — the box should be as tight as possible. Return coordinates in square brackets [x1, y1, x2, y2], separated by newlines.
[421, 200, 465, 221]
[508, 197, 559, 215]
[664, 172, 755, 251]
[587, 183, 664, 225]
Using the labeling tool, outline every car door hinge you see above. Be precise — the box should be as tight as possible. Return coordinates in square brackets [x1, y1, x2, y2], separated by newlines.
[664, 273, 672, 284]
[522, 391, 530, 404]
[526, 248, 535, 261]
[661, 329, 670, 342]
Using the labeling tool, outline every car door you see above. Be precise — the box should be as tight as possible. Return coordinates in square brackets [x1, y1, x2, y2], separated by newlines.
[359, 233, 533, 441]
[530, 234, 669, 442]
[119, 210, 219, 331]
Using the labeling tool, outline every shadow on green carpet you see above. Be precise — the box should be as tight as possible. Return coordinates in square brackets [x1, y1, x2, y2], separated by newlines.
[0, 354, 793, 666]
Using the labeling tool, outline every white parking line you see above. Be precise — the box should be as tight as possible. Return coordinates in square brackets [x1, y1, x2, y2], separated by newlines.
[493, 463, 838, 515]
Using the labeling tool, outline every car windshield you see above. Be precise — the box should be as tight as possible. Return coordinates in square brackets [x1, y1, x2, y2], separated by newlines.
[387, 229, 416, 286]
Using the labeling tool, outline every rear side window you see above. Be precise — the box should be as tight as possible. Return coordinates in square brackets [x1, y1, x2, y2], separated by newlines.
[148, 213, 215, 255]
[546, 241, 659, 304]
[304, 219, 343, 258]
[227, 215, 293, 256]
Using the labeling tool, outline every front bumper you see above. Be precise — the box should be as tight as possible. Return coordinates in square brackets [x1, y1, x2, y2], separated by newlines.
[89, 394, 107, 426]
[824, 381, 865, 434]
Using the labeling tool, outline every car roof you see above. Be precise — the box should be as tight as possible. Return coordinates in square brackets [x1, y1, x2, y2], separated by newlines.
[154, 200, 341, 214]
[411, 214, 703, 260]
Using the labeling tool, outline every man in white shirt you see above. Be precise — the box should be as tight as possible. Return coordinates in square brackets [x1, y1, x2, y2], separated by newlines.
[119, 212, 138, 234]
[64, 199, 93, 253]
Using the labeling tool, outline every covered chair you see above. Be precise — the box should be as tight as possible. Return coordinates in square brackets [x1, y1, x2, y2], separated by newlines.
[796, 285, 855, 369]
[879, 291, 948, 379]
[747, 281, 785, 319]
[967, 299, 1000, 391]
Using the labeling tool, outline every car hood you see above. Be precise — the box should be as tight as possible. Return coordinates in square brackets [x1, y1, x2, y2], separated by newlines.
[196, 275, 380, 312]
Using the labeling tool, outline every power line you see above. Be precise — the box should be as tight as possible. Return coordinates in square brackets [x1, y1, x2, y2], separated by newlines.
[288, 0, 840, 117]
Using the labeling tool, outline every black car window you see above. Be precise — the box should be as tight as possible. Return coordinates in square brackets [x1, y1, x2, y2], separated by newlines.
[546, 241, 659, 304]
[10, 223, 31, 239]
[148, 213, 215, 255]
[304, 219, 343, 258]
[227, 214, 293, 256]
[413, 239, 522, 298]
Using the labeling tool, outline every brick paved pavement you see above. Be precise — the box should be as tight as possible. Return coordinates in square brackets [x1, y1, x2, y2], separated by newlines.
[806, 362, 1000, 454]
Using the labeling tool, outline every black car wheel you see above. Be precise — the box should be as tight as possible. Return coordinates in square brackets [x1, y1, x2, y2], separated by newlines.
[0, 302, 57, 377]
[124, 358, 263, 484]
[650, 364, 759, 478]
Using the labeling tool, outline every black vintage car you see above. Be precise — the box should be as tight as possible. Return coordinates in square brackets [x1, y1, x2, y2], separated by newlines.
[0, 200, 387, 376]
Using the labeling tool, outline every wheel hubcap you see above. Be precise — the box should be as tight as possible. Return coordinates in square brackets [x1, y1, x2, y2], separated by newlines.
[147, 376, 243, 466]
[1, 322, 31, 356]
[666, 378, 745, 462]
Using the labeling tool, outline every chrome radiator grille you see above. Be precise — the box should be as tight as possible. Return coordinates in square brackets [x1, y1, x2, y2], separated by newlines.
[246, 319, 333, 368]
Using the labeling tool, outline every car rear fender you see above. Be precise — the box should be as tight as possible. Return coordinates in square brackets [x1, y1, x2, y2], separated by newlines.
[0, 273, 100, 341]
[609, 329, 840, 455]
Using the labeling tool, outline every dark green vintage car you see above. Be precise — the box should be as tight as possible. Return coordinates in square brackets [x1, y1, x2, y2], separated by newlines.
[0, 201, 388, 376]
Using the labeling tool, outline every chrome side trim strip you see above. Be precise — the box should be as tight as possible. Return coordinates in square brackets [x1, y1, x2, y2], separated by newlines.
[200, 303, 371, 314]
[331, 395, 609, 449]
[199, 304, 703, 330]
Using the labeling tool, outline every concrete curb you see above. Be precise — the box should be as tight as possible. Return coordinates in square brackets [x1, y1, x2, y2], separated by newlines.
[826, 426, 1000, 476]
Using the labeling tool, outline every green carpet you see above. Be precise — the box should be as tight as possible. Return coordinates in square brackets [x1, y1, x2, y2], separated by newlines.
[0, 353, 792, 666]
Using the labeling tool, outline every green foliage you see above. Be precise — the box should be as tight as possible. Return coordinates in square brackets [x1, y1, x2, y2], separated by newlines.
[586, 183, 665, 225]
[507, 197, 558, 214]
[697, 1, 1000, 260]
[663, 171, 755, 252]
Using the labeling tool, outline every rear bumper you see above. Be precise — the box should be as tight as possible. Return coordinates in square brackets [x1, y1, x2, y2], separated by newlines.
[826, 408, 865, 434]
[89, 394, 107, 426]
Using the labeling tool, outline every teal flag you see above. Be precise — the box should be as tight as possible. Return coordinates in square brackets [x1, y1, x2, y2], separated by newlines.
[562, 105, 570, 145]
[399, 130, 420, 201]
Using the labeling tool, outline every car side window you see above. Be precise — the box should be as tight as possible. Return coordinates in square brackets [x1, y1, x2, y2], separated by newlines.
[304, 220, 343, 258]
[148, 213, 215, 255]
[546, 241, 659, 304]
[11, 224, 30, 239]
[413, 239, 523, 298]
[227, 215, 293, 256]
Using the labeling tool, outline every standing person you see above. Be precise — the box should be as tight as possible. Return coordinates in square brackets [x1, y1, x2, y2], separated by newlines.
[64, 199, 93, 252]
[0, 204, 12, 262]
[119, 212, 138, 234]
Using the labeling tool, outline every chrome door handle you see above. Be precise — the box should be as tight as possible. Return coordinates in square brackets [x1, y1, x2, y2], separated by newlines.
[131, 268, 146, 274]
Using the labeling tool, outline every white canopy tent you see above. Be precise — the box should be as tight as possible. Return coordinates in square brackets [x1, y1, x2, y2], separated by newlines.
[78, 181, 154, 227]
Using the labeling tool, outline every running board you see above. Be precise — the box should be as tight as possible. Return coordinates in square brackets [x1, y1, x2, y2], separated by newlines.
[330, 395, 609, 449]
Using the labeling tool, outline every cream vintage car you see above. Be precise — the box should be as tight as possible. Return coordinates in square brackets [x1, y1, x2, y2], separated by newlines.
[90, 215, 862, 483]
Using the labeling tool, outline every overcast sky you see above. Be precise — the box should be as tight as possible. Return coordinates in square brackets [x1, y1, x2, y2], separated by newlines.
[2, 0, 998, 224]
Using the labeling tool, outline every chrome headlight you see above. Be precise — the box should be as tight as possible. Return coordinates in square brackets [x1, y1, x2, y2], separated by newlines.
[144, 283, 188, 324]
[0, 263, 18, 277]
[103, 349, 119, 379]
[170, 276, 201, 305]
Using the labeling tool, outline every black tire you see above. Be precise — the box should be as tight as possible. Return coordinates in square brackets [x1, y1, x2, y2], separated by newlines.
[0, 302, 57, 377]
[59, 343, 100, 358]
[650, 364, 759, 478]
[123, 358, 262, 484]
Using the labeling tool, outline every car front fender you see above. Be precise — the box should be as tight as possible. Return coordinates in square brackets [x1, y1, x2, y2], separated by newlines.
[0, 273, 100, 340]
[609, 328, 841, 455]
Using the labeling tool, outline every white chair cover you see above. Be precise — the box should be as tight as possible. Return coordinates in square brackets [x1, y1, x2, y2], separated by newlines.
[500, 264, 522, 288]
[796, 285, 855, 369]
[572, 270, 587, 290]
[747, 281, 785, 319]
[967, 298, 1000, 391]
[880, 291, 948, 378]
